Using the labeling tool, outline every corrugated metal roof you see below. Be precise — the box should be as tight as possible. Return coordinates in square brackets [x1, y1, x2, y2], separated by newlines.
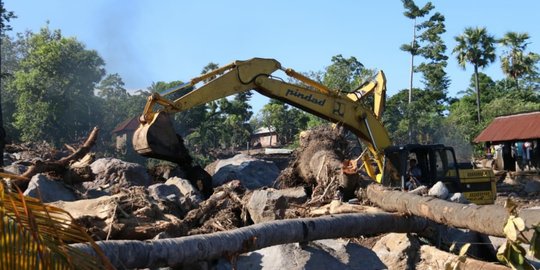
[474, 111, 540, 143]
[112, 116, 140, 134]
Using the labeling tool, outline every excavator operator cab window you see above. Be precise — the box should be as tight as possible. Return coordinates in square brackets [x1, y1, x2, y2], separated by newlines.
[408, 152, 428, 185]
[434, 150, 448, 179]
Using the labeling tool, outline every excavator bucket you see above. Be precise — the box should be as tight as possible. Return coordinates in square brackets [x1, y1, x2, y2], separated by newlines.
[132, 112, 193, 165]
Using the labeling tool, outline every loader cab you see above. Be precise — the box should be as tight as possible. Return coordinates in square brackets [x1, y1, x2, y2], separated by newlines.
[383, 144, 461, 192]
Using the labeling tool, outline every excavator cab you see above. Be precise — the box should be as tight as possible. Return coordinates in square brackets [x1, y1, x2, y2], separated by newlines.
[384, 144, 460, 190]
[382, 144, 496, 204]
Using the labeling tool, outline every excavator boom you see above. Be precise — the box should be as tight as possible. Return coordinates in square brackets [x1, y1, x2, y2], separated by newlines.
[133, 58, 390, 181]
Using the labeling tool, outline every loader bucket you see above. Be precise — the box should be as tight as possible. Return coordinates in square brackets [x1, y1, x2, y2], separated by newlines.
[132, 112, 193, 165]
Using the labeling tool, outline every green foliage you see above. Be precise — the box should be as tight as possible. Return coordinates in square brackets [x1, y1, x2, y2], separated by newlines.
[149, 80, 206, 137]
[453, 27, 496, 70]
[257, 99, 309, 146]
[1, 35, 23, 139]
[446, 243, 471, 270]
[384, 88, 445, 145]
[323, 54, 365, 92]
[306, 114, 326, 129]
[400, 0, 434, 57]
[0, 1, 16, 35]
[94, 74, 149, 160]
[401, 0, 433, 19]
[395, 1, 449, 145]
[496, 198, 539, 270]
[96, 74, 129, 134]
[151, 62, 256, 165]
[10, 26, 105, 145]
[499, 32, 540, 89]
[453, 27, 496, 123]
[446, 71, 540, 158]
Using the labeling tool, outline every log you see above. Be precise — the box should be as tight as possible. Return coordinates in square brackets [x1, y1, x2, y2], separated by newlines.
[11, 127, 99, 190]
[72, 212, 430, 268]
[366, 184, 540, 238]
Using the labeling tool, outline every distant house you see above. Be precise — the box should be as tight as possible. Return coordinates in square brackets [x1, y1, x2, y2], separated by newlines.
[474, 111, 540, 171]
[250, 127, 279, 148]
[112, 116, 140, 153]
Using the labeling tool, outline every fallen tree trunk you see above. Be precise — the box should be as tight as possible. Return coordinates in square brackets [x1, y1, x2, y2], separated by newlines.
[72, 212, 430, 268]
[366, 184, 540, 238]
[11, 127, 99, 190]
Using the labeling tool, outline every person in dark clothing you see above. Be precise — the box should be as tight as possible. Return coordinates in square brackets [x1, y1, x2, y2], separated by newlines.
[406, 158, 422, 191]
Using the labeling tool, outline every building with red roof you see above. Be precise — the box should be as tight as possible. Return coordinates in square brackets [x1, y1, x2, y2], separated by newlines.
[474, 111, 540, 171]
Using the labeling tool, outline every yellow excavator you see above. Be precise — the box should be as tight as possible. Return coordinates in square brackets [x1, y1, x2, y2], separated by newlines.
[132, 58, 496, 204]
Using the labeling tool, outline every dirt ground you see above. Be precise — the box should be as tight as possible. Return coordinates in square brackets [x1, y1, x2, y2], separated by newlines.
[494, 172, 540, 210]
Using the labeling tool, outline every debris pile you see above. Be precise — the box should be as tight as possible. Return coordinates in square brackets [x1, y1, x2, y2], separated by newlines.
[2, 126, 540, 269]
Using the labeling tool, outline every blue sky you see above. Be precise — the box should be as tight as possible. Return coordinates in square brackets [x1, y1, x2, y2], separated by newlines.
[5, 1, 540, 114]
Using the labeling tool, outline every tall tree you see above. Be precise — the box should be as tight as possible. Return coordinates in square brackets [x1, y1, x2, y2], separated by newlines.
[0, 35, 21, 138]
[96, 74, 131, 137]
[499, 32, 540, 90]
[415, 11, 450, 97]
[0, 0, 17, 165]
[452, 27, 496, 123]
[394, 2, 448, 144]
[11, 26, 105, 144]
[0, 1, 16, 36]
[400, 0, 433, 103]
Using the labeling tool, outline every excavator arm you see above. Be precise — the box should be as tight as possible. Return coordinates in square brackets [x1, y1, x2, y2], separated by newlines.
[133, 58, 391, 182]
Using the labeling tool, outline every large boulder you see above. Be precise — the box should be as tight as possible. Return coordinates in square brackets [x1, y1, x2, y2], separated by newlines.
[165, 177, 203, 206]
[246, 187, 307, 224]
[212, 154, 280, 190]
[372, 233, 420, 270]
[23, 174, 77, 203]
[83, 158, 151, 195]
[148, 177, 203, 214]
[148, 183, 181, 202]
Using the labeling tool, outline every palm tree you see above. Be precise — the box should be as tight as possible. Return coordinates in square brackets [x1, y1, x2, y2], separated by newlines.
[0, 182, 112, 269]
[499, 32, 540, 90]
[453, 27, 496, 123]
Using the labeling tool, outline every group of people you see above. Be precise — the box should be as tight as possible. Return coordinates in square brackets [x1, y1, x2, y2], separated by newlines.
[487, 140, 538, 171]
[513, 141, 535, 170]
